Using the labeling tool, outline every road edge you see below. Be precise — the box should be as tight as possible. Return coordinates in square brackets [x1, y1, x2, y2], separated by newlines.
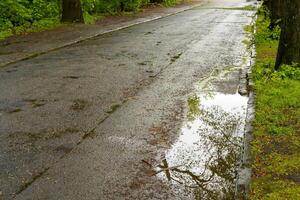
[0, 2, 206, 68]
[235, 11, 258, 200]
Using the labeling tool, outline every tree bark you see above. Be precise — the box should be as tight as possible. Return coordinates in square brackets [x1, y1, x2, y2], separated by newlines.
[61, 0, 84, 23]
[264, 0, 284, 28]
[275, 0, 300, 69]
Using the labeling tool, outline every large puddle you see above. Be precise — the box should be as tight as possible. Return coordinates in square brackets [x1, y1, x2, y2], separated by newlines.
[155, 75, 249, 199]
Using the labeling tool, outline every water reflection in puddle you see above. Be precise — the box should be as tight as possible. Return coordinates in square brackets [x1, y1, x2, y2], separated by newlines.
[156, 92, 248, 199]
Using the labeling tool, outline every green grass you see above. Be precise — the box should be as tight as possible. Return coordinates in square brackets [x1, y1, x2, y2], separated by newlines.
[0, 0, 185, 41]
[227, 5, 257, 11]
[0, 18, 61, 40]
[210, 5, 257, 11]
[83, 13, 105, 24]
[250, 7, 300, 200]
[241, 5, 257, 11]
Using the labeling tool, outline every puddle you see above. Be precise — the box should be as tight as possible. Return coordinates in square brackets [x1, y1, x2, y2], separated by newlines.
[156, 90, 248, 199]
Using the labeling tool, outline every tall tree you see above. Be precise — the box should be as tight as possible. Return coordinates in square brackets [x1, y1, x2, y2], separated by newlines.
[275, 0, 300, 69]
[264, 0, 284, 29]
[61, 0, 84, 23]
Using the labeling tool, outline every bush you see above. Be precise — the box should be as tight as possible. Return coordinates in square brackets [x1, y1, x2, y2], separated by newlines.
[0, 0, 181, 39]
[0, 0, 60, 39]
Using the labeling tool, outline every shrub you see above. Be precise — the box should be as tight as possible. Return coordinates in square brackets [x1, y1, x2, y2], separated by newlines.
[0, 0, 181, 39]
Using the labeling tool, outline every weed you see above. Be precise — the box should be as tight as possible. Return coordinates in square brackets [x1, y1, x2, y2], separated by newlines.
[106, 104, 121, 114]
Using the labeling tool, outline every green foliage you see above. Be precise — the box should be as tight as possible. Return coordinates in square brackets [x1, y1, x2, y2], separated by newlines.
[255, 8, 281, 43]
[0, 0, 61, 39]
[251, 6, 300, 200]
[254, 77, 300, 136]
[157, 0, 179, 6]
[0, 0, 182, 40]
[240, 5, 256, 11]
[252, 178, 300, 200]
[270, 64, 300, 81]
[221, 5, 257, 11]
[253, 63, 300, 82]
[187, 94, 201, 121]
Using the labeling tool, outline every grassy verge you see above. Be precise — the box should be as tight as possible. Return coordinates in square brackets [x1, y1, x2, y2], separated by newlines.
[250, 7, 300, 200]
[0, 18, 61, 41]
[0, 0, 186, 41]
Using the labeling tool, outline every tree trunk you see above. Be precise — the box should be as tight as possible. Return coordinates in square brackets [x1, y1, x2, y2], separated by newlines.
[264, 0, 284, 29]
[61, 0, 84, 23]
[275, 0, 300, 69]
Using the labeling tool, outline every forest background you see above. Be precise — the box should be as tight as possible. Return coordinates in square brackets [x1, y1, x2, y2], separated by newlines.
[0, 0, 184, 40]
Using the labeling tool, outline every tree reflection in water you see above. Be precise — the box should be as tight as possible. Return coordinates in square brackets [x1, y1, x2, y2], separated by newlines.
[155, 93, 248, 199]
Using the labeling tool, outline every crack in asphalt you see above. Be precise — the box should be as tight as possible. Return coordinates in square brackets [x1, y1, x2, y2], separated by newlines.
[12, 32, 206, 196]
[2, 3, 258, 198]
[14, 167, 50, 197]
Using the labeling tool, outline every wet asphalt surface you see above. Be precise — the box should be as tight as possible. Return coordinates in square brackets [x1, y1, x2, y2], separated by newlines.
[0, 1, 256, 199]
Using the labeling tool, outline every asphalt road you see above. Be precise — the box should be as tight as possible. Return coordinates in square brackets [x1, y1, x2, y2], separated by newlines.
[0, 0, 256, 199]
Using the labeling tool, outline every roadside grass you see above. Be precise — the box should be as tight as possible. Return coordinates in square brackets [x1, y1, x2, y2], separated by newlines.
[241, 5, 257, 11]
[250, 8, 300, 200]
[0, 18, 61, 41]
[194, 5, 257, 11]
[0, 0, 186, 41]
[226, 5, 257, 11]
[0, 14, 104, 40]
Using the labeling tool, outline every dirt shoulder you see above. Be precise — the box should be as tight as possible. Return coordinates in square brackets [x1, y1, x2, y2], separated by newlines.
[0, 0, 206, 68]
